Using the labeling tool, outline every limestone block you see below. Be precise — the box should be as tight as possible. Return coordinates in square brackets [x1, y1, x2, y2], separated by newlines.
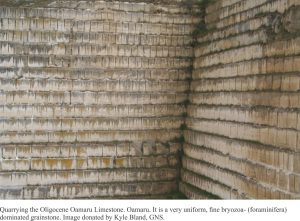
[84, 171, 99, 183]
[99, 144, 115, 157]
[80, 145, 99, 158]
[12, 172, 27, 186]
[0, 188, 23, 199]
[294, 154, 300, 173]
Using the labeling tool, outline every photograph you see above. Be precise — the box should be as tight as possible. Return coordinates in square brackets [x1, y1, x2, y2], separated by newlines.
[0, 0, 299, 206]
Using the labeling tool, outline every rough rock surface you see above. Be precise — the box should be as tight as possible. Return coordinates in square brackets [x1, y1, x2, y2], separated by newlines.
[283, 6, 300, 33]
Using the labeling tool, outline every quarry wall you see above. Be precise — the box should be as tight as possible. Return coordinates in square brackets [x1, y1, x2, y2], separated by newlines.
[0, 0, 196, 199]
[180, 0, 300, 199]
[1, 0, 300, 199]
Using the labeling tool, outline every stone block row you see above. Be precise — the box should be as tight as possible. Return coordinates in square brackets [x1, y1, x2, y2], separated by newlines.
[0, 30, 193, 46]
[191, 74, 300, 92]
[0, 129, 182, 144]
[0, 91, 187, 105]
[0, 78, 190, 92]
[0, 142, 181, 159]
[188, 105, 300, 130]
[193, 56, 300, 79]
[0, 68, 191, 81]
[0, 18, 192, 35]
[0, 181, 178, 199]
[0, 117, 183, 132]
[0, 104, 186, 118]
